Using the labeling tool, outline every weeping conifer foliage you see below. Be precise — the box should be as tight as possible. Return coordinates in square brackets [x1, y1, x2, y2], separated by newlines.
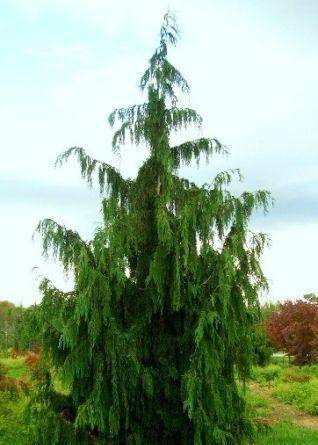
[32, 12, 271, 445]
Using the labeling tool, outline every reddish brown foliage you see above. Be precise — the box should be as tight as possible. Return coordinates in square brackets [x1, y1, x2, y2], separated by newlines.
[267, 300, 318, 364]
[24, 350, 40, 370]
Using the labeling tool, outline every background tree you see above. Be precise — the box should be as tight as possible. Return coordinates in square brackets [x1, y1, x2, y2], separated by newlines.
[250, 303, 277, 367]
[19, 305, 41, 352]
[0, 301, 40, 353]
[0, 300, 16, 349]
[267, 300, 318, 365]
[251, 326, 272, 367]
[260, 301, 280, 322]
[304, 293, 318, 303]
[32, 12, 271, 445]
[0, 301, 23, 351]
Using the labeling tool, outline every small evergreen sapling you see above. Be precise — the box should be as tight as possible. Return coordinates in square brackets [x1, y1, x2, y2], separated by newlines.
[33, 12, 271, 445]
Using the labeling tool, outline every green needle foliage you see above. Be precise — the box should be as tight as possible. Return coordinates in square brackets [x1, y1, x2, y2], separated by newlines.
[32, 12, 272, 445]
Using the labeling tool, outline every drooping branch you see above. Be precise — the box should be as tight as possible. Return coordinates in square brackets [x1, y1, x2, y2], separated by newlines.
[171, 137, 228, 167]
[39, 278, 75, 331]
[213, 169, 242, 189]
[165, 107, 202, 130]
[55, 147, 130, 197]
[111, 118, 147, 150]
[108, 104, 149, 127]
[36, 218, 94, 272]
[170, 174, 272, 255]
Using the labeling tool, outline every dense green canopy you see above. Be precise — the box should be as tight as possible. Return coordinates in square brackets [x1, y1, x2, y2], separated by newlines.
[32, 12, 271, 445]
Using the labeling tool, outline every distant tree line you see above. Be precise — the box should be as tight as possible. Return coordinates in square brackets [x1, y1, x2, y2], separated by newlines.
[0, 301, 39, 352]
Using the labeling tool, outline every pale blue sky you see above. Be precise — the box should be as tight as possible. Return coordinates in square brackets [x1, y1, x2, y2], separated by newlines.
[1, 0, 318, 305]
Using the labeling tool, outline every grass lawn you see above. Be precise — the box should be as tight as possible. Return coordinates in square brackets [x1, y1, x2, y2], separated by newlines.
[248, 357, 318, 443]
[254, 422, 318, 445]
[251, 358, 318, 416]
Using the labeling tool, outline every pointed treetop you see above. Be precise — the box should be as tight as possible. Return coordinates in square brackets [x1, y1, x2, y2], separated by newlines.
[140, 11, 189, 102]
[160, 11, 179, 47]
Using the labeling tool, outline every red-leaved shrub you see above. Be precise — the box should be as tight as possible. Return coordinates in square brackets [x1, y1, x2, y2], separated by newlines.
[267, 300, 318, 364]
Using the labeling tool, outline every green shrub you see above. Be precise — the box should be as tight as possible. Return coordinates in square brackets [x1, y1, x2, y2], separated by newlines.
[252, 364, 282, 384]
[302, 364, 318, 378]
[0, 357, 27, 379]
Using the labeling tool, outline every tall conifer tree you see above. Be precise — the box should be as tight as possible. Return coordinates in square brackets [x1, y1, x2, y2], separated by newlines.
[32, 12, 271, 445]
